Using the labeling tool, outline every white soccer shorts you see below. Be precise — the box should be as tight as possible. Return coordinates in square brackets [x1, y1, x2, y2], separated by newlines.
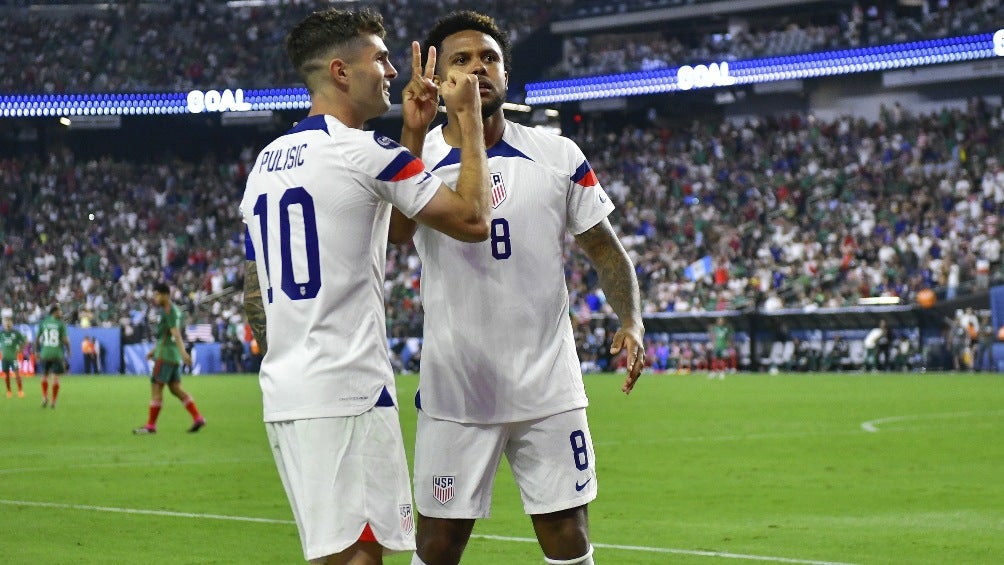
[266, 407, 416, 561]
[414, 408, 597, 518]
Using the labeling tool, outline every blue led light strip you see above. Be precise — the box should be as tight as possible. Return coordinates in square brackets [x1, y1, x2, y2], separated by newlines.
[1, 31, 1000, 116]
[525, 30, 1003, 104]
[0, 88, 310, 118]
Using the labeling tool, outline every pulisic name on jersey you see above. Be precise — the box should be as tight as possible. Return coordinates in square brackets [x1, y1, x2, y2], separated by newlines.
[258, 143, 308, 173]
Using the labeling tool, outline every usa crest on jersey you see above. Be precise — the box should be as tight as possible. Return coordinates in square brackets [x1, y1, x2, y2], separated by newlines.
[490, 172, 507, 208]
[399, 504, 414, 534]
[433, 475, 455, 505]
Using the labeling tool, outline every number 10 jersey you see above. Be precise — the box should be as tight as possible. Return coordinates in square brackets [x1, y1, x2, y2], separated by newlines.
[241, 114, 441, 422]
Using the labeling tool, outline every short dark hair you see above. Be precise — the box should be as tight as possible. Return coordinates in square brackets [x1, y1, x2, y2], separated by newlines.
[422, 11, 512, 75]
[49, 304, 60, 314]
[153, 282, 170, 295]
[285, 8, 387, 88]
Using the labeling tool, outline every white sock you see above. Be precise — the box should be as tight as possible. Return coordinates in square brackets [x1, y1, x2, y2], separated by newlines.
[544, 544, 594, 564]
[410, 553, 428, 565]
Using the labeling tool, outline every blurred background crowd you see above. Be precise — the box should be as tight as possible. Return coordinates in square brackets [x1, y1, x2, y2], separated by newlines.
[0, 0, 1001, 372]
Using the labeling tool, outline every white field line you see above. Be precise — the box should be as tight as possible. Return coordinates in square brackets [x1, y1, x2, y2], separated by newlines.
[0, 499, 864, 565]
[860, 410, 1004, 433]
[478, 534, 864, 564]
[0, 457, 266, 475]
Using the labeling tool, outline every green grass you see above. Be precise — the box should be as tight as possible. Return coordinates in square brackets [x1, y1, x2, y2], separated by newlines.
[1, 372, 1002, 564]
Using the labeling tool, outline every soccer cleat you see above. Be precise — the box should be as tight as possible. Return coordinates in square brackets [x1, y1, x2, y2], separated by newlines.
[133, 426, 157, 435]
[187, 419, 206, 433]
[41, 398, 48, 408]
[5, 391, 11, 398]
[17, 390, 24, 398]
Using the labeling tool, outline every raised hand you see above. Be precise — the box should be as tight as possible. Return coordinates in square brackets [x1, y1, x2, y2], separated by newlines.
[401, 41, 439, 133]
[439, 69, 482, 117]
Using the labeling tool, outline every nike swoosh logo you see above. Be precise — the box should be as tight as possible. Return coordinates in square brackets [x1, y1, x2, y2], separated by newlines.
[575, 478, 592, 491]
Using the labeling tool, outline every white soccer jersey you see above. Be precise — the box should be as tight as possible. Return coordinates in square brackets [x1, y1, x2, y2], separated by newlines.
[414, 120, 615, 424]
[240, 114, 441, 422]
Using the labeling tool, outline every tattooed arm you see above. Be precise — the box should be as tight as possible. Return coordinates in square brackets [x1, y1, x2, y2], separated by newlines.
[574, 217, 645, 393]
[243, 260, 267, 356]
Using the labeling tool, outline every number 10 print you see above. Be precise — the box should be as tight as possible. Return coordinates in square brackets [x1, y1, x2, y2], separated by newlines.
[252, 187, 321, 303]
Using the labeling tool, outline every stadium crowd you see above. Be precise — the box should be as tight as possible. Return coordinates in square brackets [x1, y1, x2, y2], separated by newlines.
[552, 1, 1000, 78]
[0, 0, 558, 94]
[4, 1, 997, 94]
[2, 99, 1002, 345]
[0, 149, 251, 343]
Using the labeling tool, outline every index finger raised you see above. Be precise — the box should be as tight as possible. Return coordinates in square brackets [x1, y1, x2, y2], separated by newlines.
[411, 41, 423, 78]
[424, 45, 437, 80]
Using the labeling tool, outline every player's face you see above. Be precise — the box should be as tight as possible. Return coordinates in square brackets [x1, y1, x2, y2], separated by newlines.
[153, 291, 168, 308]
[2, 319, 11, 330]
[346, 34, 398, 121]
[438, 30, 508, 119]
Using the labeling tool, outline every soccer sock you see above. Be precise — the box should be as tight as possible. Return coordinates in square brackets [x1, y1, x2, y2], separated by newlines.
[41, 378, 49, 399]
[544, 545, 594, 565]
[4, 375, 9, 392]
[183, 398, 202, 421]
[16, 377, 22, 391]
[409, 554, 428, 565]
[51, 381, 60, 403]
[147, 401, 162, 427]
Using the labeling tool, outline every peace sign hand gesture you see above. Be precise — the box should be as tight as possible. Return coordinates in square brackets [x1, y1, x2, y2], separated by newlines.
[402, 41, 439, 133]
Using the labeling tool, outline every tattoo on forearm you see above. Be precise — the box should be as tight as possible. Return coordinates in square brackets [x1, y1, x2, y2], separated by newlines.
[577, 221, 642, 326]
[244, 260, 268, 355]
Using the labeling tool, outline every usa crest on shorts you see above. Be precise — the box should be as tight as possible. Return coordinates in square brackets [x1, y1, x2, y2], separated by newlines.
[399, 504, 414, 534]
[433, 475, 455, 505]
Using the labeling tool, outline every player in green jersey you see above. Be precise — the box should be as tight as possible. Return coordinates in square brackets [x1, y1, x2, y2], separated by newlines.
[133, 282, 205, 434]
[36, 305, 70, 408]
[708, 317, 736, 379]
[1, 316, 27, 398]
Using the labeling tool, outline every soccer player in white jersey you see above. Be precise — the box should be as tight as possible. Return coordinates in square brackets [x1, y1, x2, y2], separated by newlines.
[240, 8, 492, 565]
[389, 11, 647, 565]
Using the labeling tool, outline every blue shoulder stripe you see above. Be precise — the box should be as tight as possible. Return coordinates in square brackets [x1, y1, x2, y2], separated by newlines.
[431, 140, 533, 171]
[286, 115, 329, 136]
[488, 140, 533, 162]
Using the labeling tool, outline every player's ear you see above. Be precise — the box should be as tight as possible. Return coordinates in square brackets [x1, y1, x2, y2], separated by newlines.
[329, 58, 350, 86]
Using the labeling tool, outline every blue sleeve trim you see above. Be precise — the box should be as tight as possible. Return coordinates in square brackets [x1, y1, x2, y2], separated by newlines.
[375, 385, 396, 407]
[243, 226, 255, 260]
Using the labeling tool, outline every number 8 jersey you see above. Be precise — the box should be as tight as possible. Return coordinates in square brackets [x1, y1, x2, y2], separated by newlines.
[414, 120, 616, 424]
[240, 114, 442, 422]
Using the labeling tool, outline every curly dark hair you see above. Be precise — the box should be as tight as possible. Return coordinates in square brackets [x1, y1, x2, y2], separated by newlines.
[285, 8, 387, 87]
[422, 10, 512, 75]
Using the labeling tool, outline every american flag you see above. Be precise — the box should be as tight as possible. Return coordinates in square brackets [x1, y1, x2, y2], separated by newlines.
[433, 475, 455, 505]
[490, 172, 507, 208]
[399, 504, 414, 534]
[185, 324, 215, 343]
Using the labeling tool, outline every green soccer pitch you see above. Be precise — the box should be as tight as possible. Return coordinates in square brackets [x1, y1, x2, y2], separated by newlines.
[1, 372, 1002, 564]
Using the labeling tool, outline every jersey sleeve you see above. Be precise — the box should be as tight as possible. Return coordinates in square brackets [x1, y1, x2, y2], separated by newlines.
[344, 131, 442, 219]
[564, 139, 615, 235]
